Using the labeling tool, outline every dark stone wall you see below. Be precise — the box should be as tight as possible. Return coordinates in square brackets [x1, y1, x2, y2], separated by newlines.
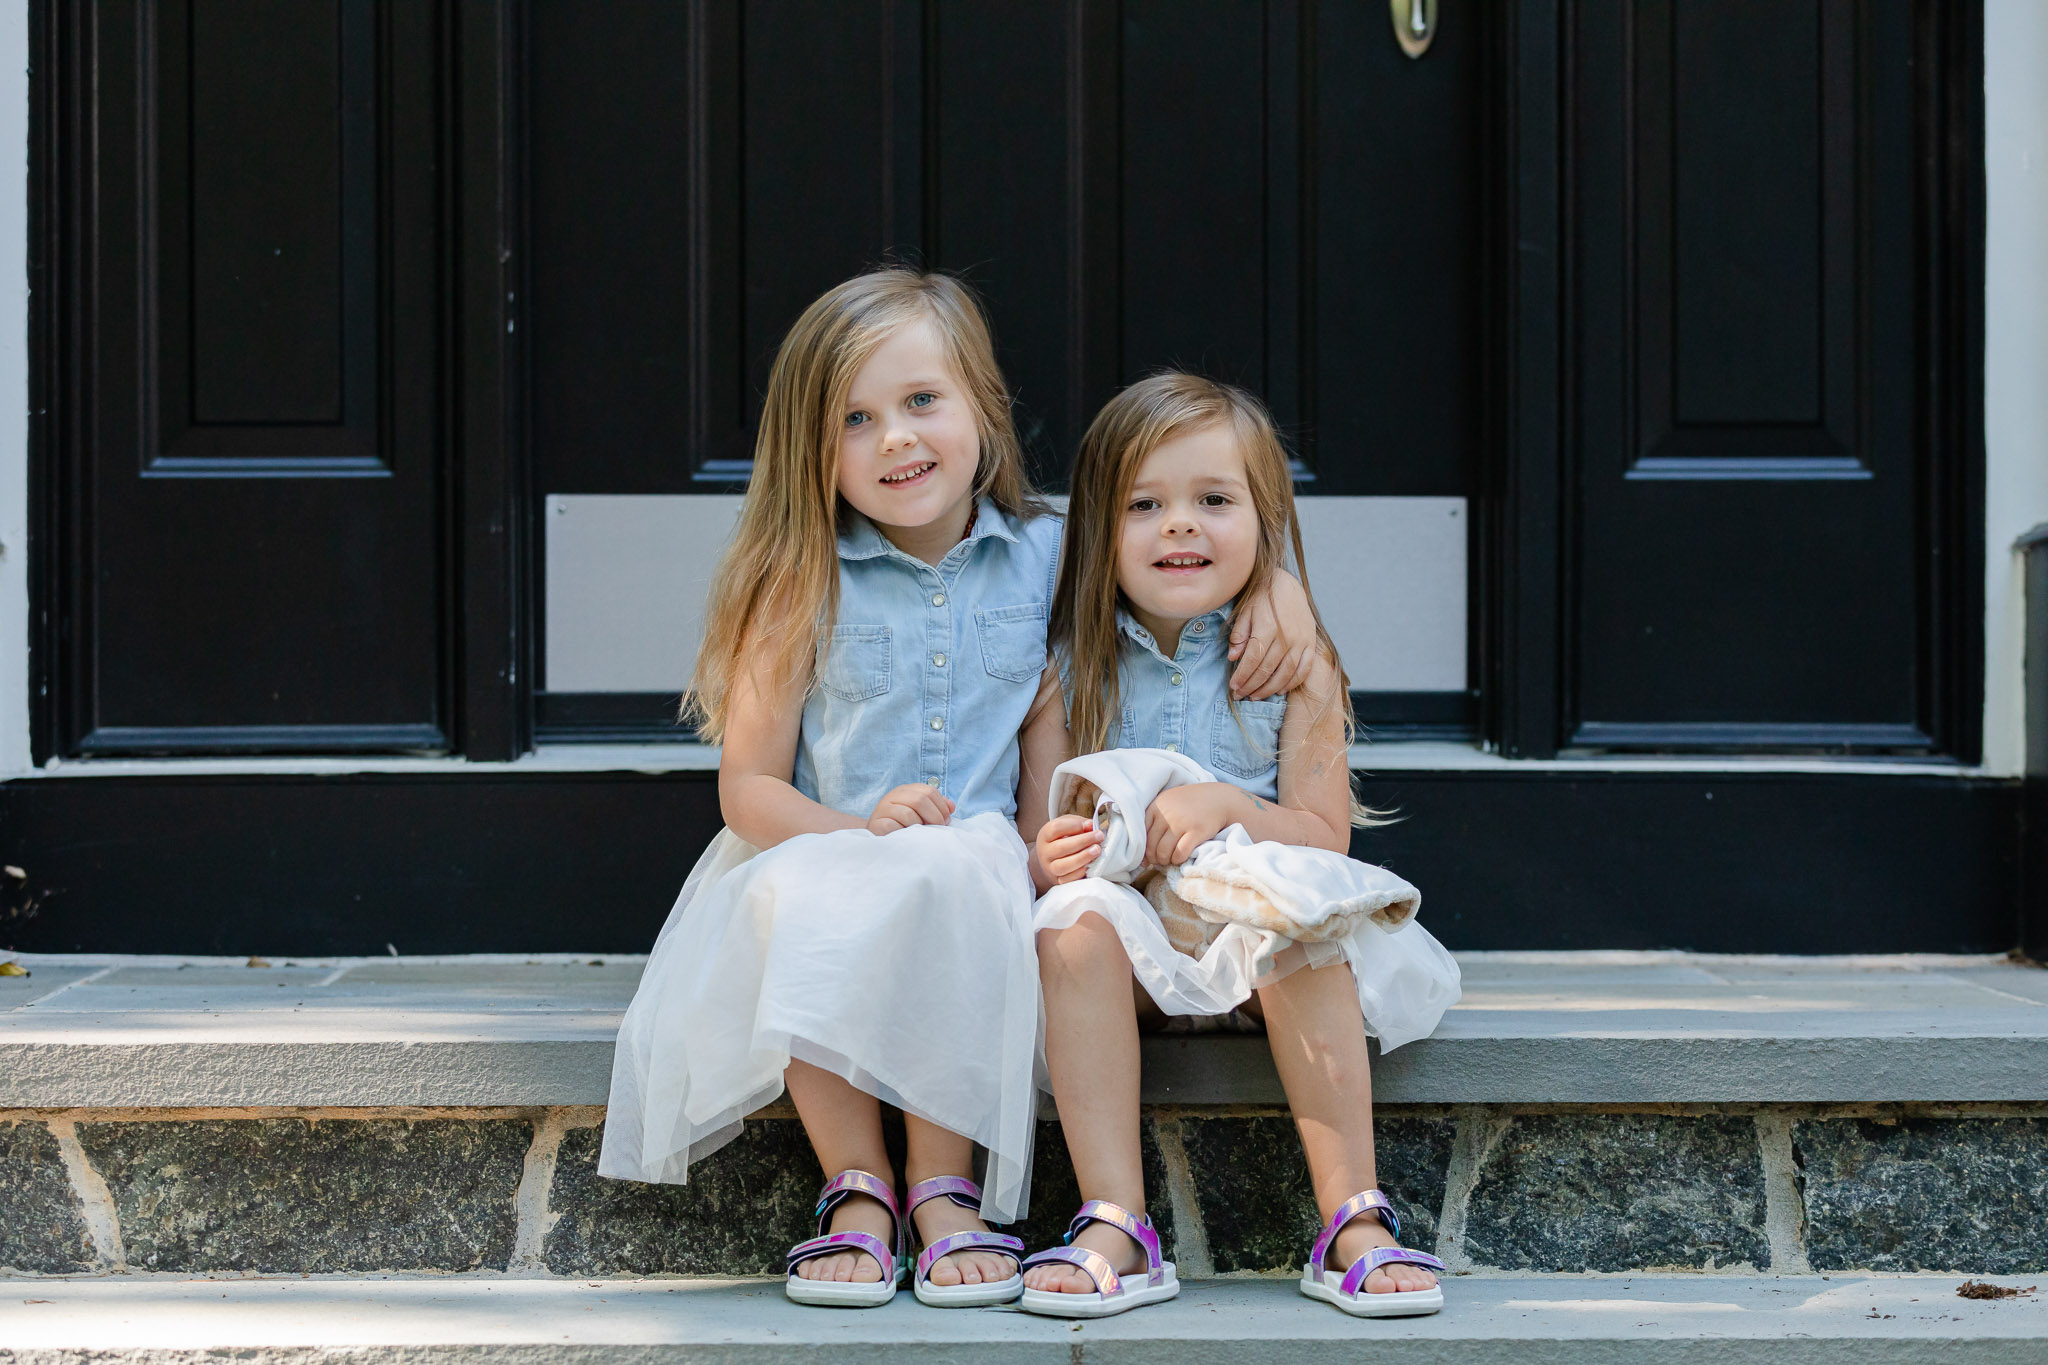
[0, 1120, 96, 1273]
[1, 1107, 2042, 1277]
[77, 1117, 530, 1273]
[1178, 1114, 1453, 1271]
[1797, 1117, 2048, 1273]
[546, 1120, 824, 1275]
[1462, 1115, 1770, 1271]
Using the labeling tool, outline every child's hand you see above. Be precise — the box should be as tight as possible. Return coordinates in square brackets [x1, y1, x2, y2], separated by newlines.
[867, 783, 954, 834]
[1036, 814, 1103, 884]
[1229, 573, 1318, 699]
[1144, 783, 1244, 867]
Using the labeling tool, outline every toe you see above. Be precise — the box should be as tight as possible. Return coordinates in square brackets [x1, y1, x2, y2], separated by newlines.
[926, 1255, 960, 1287]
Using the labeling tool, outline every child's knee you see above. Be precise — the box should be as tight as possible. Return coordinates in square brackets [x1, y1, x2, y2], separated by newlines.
[1036, 913, 1129, 974]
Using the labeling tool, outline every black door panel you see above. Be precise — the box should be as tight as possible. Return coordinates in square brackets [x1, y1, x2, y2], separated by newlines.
[54, 0, 445, 753]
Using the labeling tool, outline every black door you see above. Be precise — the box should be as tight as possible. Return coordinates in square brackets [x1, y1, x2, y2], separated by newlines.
[526, 0, 1491, 738]
[41, 0, 447, 755]
[1555, 0, 1979, 755]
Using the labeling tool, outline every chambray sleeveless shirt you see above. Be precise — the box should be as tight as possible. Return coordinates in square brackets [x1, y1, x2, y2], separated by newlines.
[794, 499, 1064, 821]
[1109, 606, 1284, 801]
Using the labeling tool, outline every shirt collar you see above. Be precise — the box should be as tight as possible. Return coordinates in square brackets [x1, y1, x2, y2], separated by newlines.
[837, 496, 1019, 562]
[1116, 606, 1230, 659]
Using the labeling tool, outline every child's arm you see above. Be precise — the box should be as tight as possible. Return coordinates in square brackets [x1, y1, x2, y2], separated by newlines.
[1143, 653, 1353, 864]
[1229, 569, 1320, 700]
[719, 653, 954, 847]
[1016, 666, 1097, 892]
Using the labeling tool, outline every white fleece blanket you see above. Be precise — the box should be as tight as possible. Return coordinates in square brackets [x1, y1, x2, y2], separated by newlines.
[1046, 747, 1422, 945]
[1036, 748, 1459, 1050]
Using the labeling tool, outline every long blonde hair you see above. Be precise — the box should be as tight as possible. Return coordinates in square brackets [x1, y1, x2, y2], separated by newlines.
[1050, 372, 1386, 826]
[685, 269, 1043, 741]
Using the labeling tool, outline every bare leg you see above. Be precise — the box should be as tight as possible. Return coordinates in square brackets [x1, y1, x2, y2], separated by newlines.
[785, 1058, 896, 1283]
[899, 1117, 1021, 1287]
[1257, 961, 1437, 1294]
[1022, 914, 1155, 1294]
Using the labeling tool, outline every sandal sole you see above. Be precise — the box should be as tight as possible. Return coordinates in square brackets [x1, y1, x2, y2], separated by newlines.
[914, 1272, 1024, 1308]
[1019, 1266, 1180, 1319]
[1299, 1264, 1443, 1317]
[785, 1272, 904, 1308]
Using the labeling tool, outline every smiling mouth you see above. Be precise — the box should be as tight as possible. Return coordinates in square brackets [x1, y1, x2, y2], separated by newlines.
[881, 461, 937, 485]
[1154, 554, 1211, 571]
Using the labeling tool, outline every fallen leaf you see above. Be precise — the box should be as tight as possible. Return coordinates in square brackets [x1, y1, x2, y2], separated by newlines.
[0, 960, 28, 977]
[24, 1299, 52, 1304]
[1957, 1281, 2036, 1300]
[246, 956, 272, 968]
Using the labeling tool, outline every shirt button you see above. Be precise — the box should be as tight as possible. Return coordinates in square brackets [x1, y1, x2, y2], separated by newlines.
[1165, 743, 1179, 753]
[933, 653, 947, 667]
[924, 776, 941, 788]
[1192, 621, 1207, 634]
[930, 716, 944, 731]
[1171, 672, 1183, 686]
[931, 593, 946, 607]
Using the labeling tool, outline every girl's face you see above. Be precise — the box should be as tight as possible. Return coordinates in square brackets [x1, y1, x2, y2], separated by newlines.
[835, 318, 981, 546]
[1116, 422, 1261, 632]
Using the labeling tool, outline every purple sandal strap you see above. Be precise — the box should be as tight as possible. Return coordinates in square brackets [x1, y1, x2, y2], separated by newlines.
[1337, 1246, 1446, 1298]
[816, 1169, 900, 1226]
[915, 1230, 1024, 1282]
[905, 1175, 984, 1218]
[810, 1169, 903, 1264]
[1068, 1200, 1164, 1282]
[1308, 1189, 1398, 1275]
[786, 1230, 897, 1278]
[1021, 1245, 1121, 1297]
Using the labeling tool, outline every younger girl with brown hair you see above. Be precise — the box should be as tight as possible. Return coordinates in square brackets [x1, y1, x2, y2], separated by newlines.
[1016, 372, 1460, 1319]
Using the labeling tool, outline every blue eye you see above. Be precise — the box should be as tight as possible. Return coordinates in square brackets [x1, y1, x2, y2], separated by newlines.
[845, 411, 869, 428]
[908, 392, 935, 409]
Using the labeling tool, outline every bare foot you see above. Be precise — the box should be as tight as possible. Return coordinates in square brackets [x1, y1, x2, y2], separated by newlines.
[1330, 1214, 1437, 1294]
[790, 1191, 895, 1283]
[1020, 1219, 1146, 1295]
[913, 1193, 1019, 1287]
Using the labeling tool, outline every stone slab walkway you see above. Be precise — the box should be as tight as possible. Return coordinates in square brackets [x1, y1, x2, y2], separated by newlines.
[3, 1275, 2044, 1363]
[2, 952, 2045, 1107]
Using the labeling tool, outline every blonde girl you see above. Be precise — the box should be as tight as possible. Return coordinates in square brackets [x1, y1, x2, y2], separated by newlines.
[1015, 372, 1459, 1319]
[600, 275, 1319, 1310]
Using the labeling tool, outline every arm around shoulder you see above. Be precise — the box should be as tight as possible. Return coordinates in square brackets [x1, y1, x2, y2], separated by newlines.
[1272, 652, 1354, 853]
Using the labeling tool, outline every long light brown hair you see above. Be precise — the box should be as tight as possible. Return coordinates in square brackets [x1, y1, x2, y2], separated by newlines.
[684, 269, 1043, 742]
[1050, 372, 1385, 826]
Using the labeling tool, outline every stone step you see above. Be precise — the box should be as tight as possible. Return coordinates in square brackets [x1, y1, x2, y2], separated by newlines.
[4, 1275, 2045, 1363]
[3, 953, 2045, 1282]
[4, 952, 2045, 1108]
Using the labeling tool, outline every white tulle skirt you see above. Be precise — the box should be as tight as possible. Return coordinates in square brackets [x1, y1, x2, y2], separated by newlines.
[599, 812, 1043, 1223]
[1032, 875, 1460, 1052]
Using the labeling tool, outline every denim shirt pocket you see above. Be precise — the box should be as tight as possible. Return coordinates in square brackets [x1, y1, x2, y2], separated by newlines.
[1210, 695, 1288, 780]
[817, 624, 893, 702]
[975, 602, 1050, 683]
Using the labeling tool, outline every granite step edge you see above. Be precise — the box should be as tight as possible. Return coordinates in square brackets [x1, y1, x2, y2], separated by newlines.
[3, 1276, 2045, 1365]
[7, 1033, 2048, 1109]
